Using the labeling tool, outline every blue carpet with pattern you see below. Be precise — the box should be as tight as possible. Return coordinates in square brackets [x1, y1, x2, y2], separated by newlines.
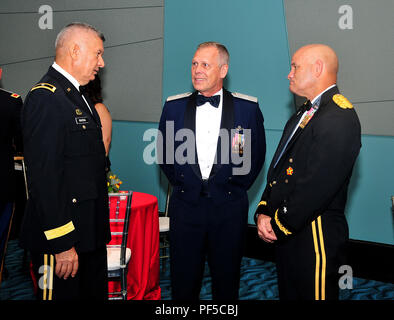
[1, 240, 393, 300]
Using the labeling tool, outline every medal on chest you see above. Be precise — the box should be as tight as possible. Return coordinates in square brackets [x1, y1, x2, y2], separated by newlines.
[232, 126, 245, 155]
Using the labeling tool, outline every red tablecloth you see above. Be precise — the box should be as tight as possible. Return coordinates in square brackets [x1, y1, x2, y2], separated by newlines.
[108, 191, 161, 300]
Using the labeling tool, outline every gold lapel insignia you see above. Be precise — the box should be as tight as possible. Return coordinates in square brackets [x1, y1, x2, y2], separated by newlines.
[75, 109, 83, 116]
[30, 83, 56, 93]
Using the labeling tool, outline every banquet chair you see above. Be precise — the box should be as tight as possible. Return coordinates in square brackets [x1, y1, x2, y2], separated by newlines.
[107, 191, 133, 300]
[159, 185, 171, 271]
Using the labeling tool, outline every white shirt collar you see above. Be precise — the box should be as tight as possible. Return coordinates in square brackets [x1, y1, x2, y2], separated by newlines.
[52, 62, 81, 91]
[52, 62, 94, 114]
[311, 84, 336, 105]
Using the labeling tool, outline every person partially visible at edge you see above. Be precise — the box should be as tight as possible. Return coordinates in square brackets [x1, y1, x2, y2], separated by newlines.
[158, 41, 266, 300]
[0, 66, 23, 277]
[82, 74, 112, 156]
[82, 74, 112, 172]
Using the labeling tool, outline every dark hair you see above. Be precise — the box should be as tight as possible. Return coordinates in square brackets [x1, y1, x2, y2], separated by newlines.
[82, 74, 103, 104]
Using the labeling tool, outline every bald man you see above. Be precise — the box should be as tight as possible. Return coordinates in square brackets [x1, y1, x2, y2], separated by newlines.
[20, 23, 110, 300]
[254, 44, 361, 300]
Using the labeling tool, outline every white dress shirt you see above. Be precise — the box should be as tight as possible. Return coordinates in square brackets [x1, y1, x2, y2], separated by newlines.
[52, 62, 93, 114]
[195, 89, 223, 179]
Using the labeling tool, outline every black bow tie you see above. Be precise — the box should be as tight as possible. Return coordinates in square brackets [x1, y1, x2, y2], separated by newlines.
[79, 85, 87, 95]
[196, 94, 220, 108]
[298, 100, 312, 113]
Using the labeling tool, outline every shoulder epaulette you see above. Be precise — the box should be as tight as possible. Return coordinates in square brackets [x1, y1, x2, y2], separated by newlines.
[166, 92, 192, 102]
[333, 94, 353, 109]
[231, 92, 258, 103]
[0, 88, 21, 98]
[30, 83, 56, 93]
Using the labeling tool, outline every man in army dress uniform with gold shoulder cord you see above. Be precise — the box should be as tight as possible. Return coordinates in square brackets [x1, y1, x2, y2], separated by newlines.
[255, 44, 361, 300]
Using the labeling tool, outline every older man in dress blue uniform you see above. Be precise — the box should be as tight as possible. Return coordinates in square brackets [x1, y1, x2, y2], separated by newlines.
[159, 42, 266, 300]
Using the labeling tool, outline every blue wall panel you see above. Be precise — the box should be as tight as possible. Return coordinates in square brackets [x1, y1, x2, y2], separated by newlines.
[110, 121, 162, 198]
[345, 135, 394, 244]
[109, 0, 393, 245]
[163, 0, 294, 130]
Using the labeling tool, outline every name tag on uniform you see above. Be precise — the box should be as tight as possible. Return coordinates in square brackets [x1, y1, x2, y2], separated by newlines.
[75, 116, 89, 125]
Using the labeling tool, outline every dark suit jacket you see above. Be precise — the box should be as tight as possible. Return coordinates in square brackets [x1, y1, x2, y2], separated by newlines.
[0, 88, 23, 202]
[159, 89, 266, 216]
[255, 86, 361, 241]
[20, 66, 110, 254]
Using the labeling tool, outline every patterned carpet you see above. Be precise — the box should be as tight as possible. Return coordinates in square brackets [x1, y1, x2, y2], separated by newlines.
[159, 256, 394, 300]
[1, 240, 393, 300]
